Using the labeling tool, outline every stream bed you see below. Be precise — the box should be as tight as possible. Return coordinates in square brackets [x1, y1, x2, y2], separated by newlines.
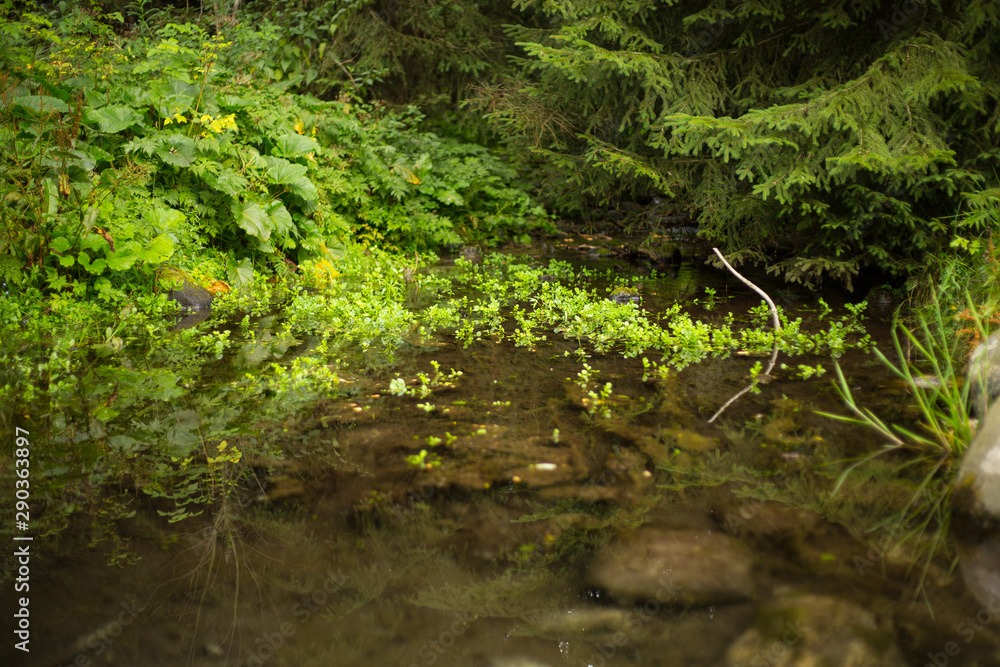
[8, 237, 1000, 667]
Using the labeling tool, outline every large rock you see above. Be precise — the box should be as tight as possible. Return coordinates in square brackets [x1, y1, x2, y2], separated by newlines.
[585, 526, 754, 606]
[724, 592, 907, 667]
[955, 403, 1000, 517]
[862, 285, 900, 316]
[968, 330, 1000, 418]
[159, 267, 215, 312]
[956, 531, 1000, 612]
[168, 280, 214, 311]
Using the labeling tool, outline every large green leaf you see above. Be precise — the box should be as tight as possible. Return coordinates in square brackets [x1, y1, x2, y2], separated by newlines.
[106, 243, 141, 271]
[218, 95, 255, 108]
[227, 257, 254, 288]
[232, 199, 272, 240]
[261, 155, 308, 184]
[265, 201, 296, 240]
[84, 258, 108, 275]
[15, 95, 69, 113]
[288, 176, 319, 203]
[151, 78, 198, 119]
[42, 149, 95, 172]
[85, 105, 144, 133]
[155, 134, 197, 168]
[144, 207, 186, 231]
[274, 134, 320, 158]
[137, 234, 175, 263]
[200, 166, 248, 197]
[50, 236, 71, 253]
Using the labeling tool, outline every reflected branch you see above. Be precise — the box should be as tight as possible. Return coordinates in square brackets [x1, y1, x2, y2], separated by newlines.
[707, 248, 781, 423]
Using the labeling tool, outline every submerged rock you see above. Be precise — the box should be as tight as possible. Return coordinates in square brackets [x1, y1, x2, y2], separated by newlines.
[172, 308, 212, 330]
[488, 658, 552, 667]
[968, 330, 1000, 418]
[585, 526, 754, 606]
[724, 592, 907, 667]
[956, 530, 1000, 612]
[528, 607, 637, 637]
[459, 246, 482, 264]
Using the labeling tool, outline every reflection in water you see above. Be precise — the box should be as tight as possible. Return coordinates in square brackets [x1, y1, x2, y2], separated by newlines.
[16, 249, 1000, 667]
[173, 307, 212, 330]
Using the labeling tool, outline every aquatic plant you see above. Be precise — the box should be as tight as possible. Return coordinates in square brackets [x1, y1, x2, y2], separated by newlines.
[442, 255, 872, 367]
[823, 292, 990, 599]
[405, 449, 441, 469]
[827, 296, 978, 464]
[572, 363, 615, 419]
[388, 361, 464, 399]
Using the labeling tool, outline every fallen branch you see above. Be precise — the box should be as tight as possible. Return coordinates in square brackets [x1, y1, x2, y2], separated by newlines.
[708, 248, 782, 423]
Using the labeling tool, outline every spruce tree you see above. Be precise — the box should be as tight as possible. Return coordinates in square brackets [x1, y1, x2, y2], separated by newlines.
[481, 0, 1000, 285]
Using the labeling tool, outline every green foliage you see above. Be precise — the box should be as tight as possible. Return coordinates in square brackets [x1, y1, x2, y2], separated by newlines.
[0, 0, 542, 527]
[478, 0, 1000, 283]
[0, 5, 546, 296]
[438, 255, 872, 366]
[822, 294, 988, 593]
[253, 0, 522, 109]
[388, 360, 464, 399]
[827, 296, 978, 464]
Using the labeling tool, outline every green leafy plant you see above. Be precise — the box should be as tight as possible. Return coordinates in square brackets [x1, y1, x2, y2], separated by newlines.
[405, 449, 441, 469]
[478, 1, 1000, 284]
[822, 293, 988, 596]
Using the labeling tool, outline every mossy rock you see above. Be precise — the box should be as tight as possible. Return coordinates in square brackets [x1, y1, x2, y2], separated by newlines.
[159, 266, 214, 311]
[862, 285, 900, 313]
[169, 281, 214, 311]
[724, 592, 907, 667]
[459, 246, 482, 263]
[608, 286, 640, 304]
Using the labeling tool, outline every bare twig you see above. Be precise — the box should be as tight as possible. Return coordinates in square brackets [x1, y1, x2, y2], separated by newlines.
[708, 248, 782, 423]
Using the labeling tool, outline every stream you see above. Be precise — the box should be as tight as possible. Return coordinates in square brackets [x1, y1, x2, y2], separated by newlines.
[8, 236, 1000, 667]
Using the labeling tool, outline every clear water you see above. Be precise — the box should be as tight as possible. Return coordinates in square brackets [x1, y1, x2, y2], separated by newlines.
[10, 242, 1000, 667]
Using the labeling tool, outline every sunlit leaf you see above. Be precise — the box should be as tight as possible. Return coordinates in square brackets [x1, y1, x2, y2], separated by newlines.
[227, 257, 254, 287]
[144, 207, 185, 230]
[137, 234, 175, 263]
[274, 133, 320, 158]
[261, 155, 308, 184]
[232, 199, 272, 240]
